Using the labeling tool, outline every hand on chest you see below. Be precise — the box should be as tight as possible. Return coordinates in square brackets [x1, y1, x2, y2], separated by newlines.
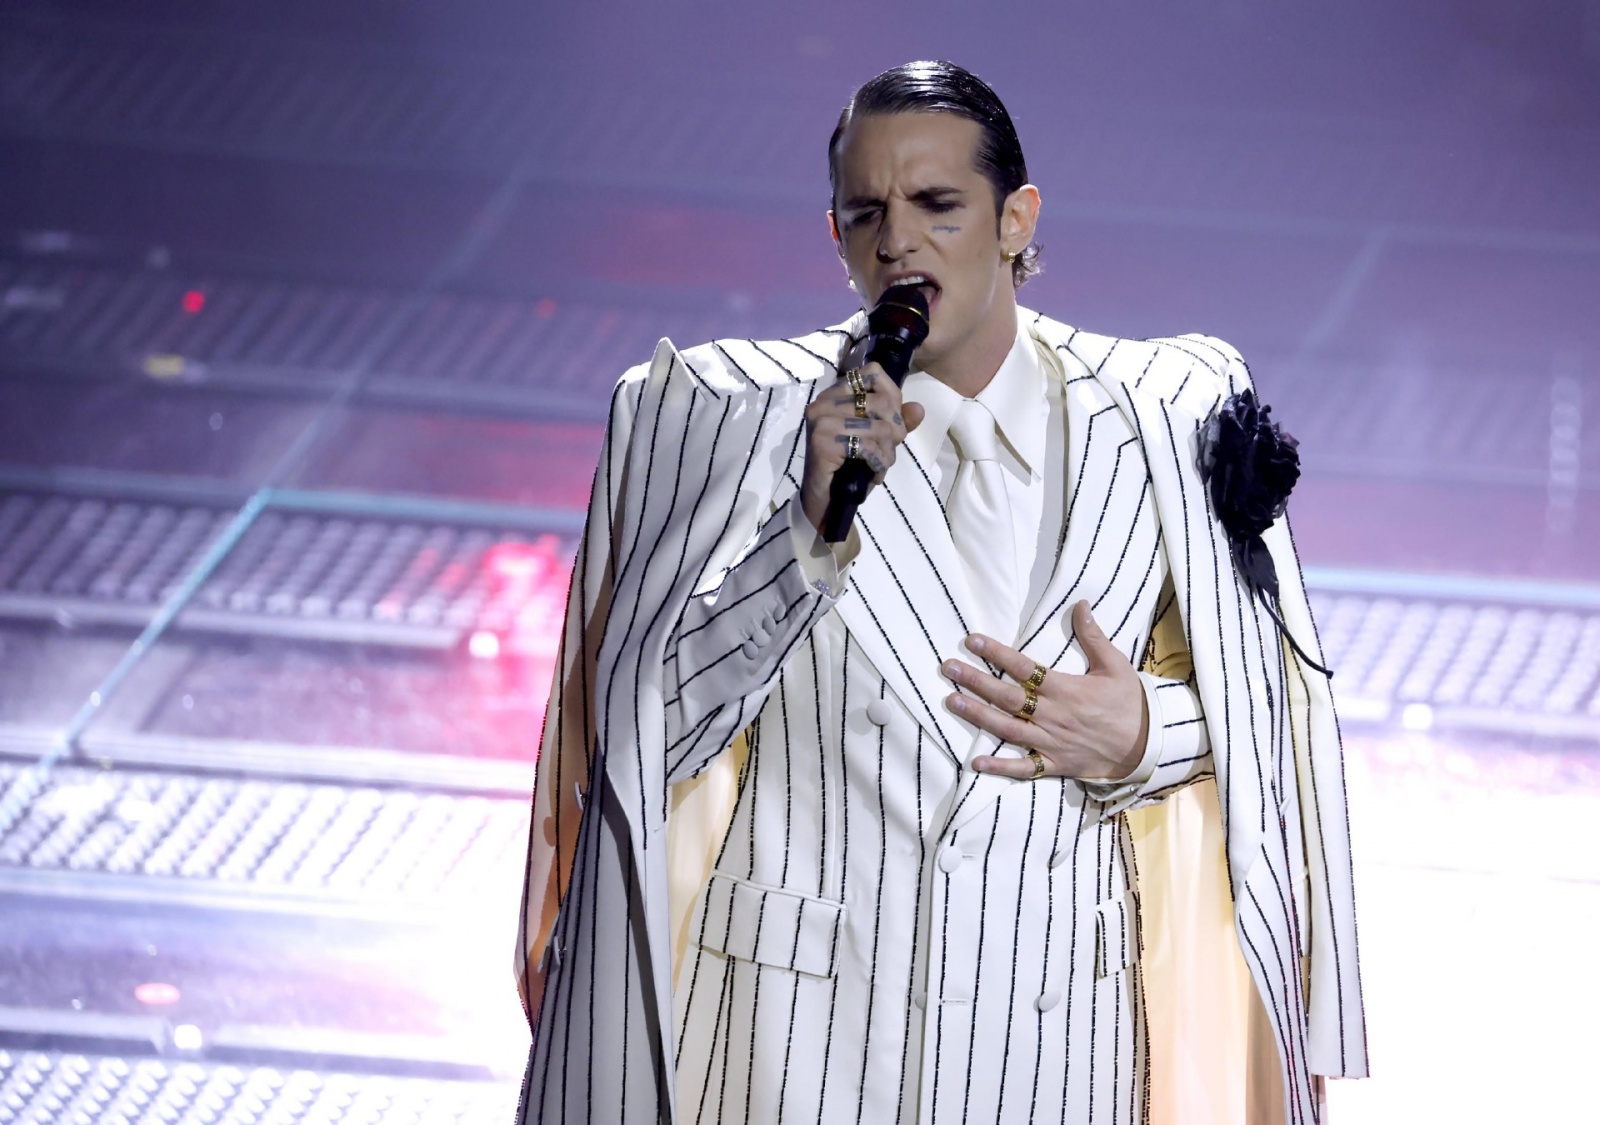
[828, 373, 1162, 764]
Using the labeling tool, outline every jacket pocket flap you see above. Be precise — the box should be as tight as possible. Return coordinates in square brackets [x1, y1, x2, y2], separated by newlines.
[1095, 894, 1141, 979]
[697, 874, 845, 979]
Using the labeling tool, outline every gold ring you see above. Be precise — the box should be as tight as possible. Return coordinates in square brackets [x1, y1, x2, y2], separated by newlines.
[1015, 682, 1038, 721]
[1024, 664, 1047, 690]
[844, 367, 866, 396]
[1026, 749, 1047, 780]
[854, 391, 869, 418]
[846, 435, 861, 461]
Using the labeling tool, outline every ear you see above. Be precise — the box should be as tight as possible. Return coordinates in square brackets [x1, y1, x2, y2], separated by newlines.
[1000, 184, 1041, 254]
[828, 210, 855, 291]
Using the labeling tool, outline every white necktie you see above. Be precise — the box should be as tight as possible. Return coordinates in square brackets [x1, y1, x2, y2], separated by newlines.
[946, 399, 1020, 641]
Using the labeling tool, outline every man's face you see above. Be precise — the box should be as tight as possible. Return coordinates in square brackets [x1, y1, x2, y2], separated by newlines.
[829, 111, 1032, 370]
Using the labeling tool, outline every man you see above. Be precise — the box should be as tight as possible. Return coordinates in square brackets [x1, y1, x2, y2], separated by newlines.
[515, 61, 1365, 1125]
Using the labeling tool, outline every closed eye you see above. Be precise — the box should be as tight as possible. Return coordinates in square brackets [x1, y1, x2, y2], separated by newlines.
[911, 187, 965, 213]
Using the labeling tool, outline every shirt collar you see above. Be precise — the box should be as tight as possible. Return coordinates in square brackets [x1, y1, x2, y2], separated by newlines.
[902, 312, 1049, 480]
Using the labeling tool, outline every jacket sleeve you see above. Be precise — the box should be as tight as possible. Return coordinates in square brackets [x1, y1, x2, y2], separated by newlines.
[1205, 333, 1369, 1078]
[1084, 570, 1215, 816]
[659, 493, 858, 786]
[516, 362, 649, 1026]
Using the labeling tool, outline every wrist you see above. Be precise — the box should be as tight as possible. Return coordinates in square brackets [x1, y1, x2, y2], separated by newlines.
[1098, 681, 1150, 780]
[1128, 691, 1150, 773]
[800, 486, 829, 534]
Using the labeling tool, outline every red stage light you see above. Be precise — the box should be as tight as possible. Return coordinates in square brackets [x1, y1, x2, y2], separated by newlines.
[535, 298, 558, 319]
[484, 541, 546, 581]
[181, 290, 206, 314]
[472, 538, 571, 662]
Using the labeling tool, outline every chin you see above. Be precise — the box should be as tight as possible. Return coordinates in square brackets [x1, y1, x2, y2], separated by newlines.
[911, 345, 945, 374]
[918, 315, 964, 365]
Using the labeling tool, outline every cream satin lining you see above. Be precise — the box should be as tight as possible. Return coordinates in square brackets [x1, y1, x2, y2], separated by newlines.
[1128, 781, 1288, 1124]
[667, 734, 748, 989]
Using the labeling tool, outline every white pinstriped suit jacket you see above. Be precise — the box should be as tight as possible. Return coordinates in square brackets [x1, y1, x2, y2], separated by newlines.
[514, 308, 1367, 1125]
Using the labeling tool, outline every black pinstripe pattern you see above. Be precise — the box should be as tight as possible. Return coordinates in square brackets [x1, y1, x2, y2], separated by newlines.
[991, 781, 1039, 1121]
[811, 634, 847, 1125]
[851, 674, 890, 1125]
[514, 313, 1365, 1125]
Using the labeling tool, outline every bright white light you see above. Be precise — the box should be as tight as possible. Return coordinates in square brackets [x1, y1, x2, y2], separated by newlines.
[469, 631, 501, 660]
[116, 798, 156, 824]
[173, 1024, 203, 1051]
[1400, 703, 1434, 731]
[40, 782, 115, 818]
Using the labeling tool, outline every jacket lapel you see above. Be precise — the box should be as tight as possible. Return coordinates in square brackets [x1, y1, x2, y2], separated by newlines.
[940, 319, 1152, 836]
[747, 318, 981, 765]
[1015, 335, 1140, 658]
[1059, 325, 1271, 875]
[830, 445, 981, 764]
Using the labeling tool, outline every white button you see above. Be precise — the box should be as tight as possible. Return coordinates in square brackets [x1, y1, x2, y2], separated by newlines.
[741, 639, 761, 660]
[1035, 989, 1061, 1012]
[760, 612, 778, 634]
[1049, 849, 1067, 869]
[912, 991, 925, 1009]
[937, 846, 963, 873]
[865, 699, 894, 726]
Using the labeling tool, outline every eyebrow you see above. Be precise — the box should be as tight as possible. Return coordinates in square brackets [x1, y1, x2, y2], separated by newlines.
[840, 185, 967, 211]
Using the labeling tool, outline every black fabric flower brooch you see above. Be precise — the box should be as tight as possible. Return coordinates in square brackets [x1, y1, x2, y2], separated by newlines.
[1197, 389, 1331, 677]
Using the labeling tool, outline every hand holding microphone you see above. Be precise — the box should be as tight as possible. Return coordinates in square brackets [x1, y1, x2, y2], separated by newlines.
[800, 286, 931, 542]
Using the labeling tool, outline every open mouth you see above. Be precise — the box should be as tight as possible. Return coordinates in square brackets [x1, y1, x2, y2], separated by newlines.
[883, 274, 941, 312]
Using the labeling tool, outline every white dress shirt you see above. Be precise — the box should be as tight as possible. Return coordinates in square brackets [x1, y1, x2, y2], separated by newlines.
[901, 312, 1062, 628]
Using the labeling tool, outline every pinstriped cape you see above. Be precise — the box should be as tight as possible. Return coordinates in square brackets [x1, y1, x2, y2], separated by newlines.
[513, 308, 1367, 1124]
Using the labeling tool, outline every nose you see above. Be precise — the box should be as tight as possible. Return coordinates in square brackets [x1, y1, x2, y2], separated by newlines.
[875, 200, 917, 263]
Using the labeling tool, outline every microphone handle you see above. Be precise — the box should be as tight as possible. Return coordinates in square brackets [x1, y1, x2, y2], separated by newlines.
[819, 340, 912, 544]
[820, 458, 874, 543]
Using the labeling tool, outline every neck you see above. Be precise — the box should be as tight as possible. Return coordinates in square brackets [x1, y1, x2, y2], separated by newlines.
[921, 292, 1019, 398]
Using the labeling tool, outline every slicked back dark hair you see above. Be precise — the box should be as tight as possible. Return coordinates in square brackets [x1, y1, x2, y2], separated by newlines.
[828, 60, 1040, 288]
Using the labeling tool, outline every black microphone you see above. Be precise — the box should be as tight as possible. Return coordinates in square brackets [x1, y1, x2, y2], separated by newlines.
[820, 284, 931, 543]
